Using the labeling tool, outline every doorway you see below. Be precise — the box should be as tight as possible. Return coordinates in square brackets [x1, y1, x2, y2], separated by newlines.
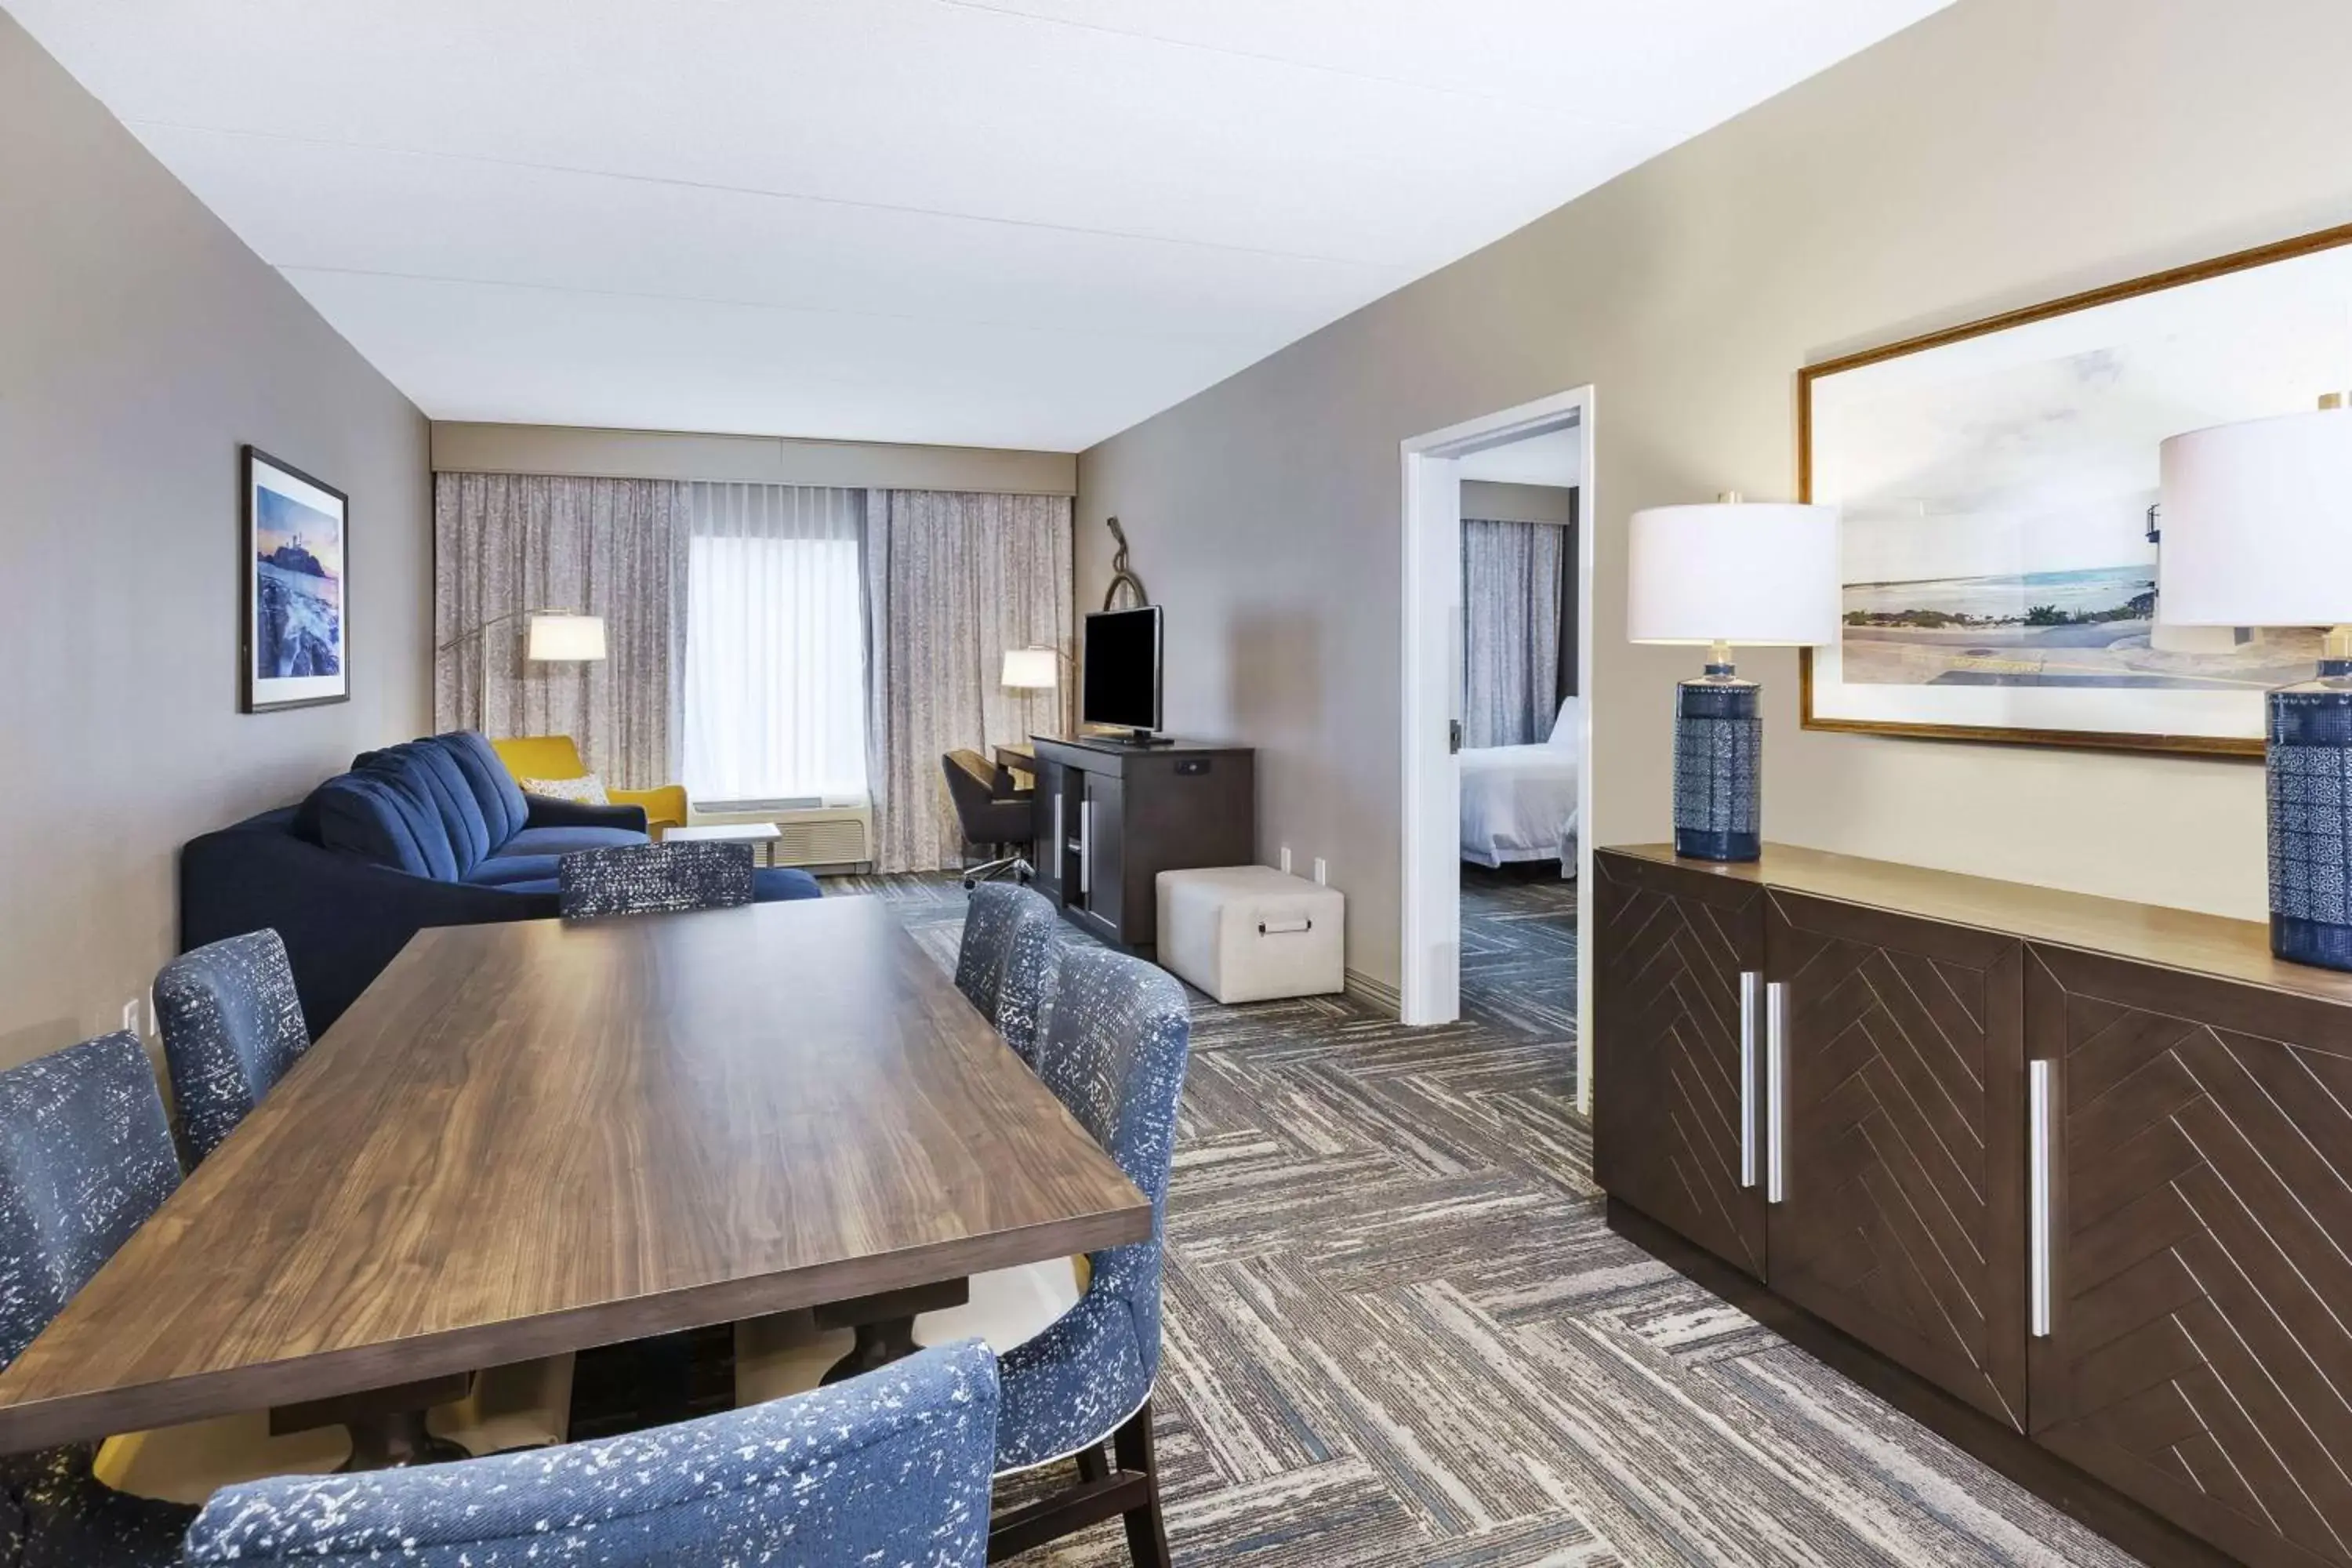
[1399, 387, 1595, 1113]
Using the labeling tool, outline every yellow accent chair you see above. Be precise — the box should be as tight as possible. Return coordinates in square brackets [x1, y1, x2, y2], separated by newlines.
[491, 735, 689, 836]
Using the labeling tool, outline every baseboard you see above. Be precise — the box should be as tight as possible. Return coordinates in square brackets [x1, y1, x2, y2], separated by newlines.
[1602, 1199, 2237, 1568]
[1343, 968, 1401, 1016]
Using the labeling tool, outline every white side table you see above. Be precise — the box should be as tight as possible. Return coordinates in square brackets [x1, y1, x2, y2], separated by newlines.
[664, 822, 782, 868]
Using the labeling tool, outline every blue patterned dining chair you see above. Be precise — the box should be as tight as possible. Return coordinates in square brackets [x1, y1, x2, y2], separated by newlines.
[947, 946, 1192, 1568]
[954, 881, 1063, 1066]
[153, 930, 310, 1167]
[0, 1032, 204, 1566]
[557, 840, 754, 919]
[180, 1339, 1002, 1567]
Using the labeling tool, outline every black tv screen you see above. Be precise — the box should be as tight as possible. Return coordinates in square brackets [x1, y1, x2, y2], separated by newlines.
[1082, 607, 1163, 733]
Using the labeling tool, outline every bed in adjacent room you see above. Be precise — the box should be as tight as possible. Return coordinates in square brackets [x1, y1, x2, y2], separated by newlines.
[1460, 699, 1580, 873]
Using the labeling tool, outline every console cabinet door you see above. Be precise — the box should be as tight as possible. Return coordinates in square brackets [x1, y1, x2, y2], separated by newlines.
[1593, 851, 1767, 1279]
[2027, 946, 2352, 1568]
[1029, 760, 1065, 903]
[1765, 890, 2027, 1429]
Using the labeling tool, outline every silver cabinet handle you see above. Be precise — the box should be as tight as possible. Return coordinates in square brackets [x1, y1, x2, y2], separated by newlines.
[1079, 799, 1093, 896]
[1766, 981, 1788, 1204]
[1053, 792, 1064, 870]
[2030, 1058, 2054, 1338]
[1738, 971, 1762, 1189]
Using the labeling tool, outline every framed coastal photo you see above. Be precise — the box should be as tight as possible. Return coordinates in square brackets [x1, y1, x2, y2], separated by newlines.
[240, 446, 349, 713]
[1800, 223, 2352, 757]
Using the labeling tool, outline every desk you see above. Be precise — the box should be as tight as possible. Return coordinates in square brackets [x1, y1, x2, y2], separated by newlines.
[0, 897, 1149, 1452]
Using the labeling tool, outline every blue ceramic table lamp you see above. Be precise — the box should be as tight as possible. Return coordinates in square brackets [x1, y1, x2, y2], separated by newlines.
[1627, 498, 1842, 862]
[2159, 398, 2352, 970]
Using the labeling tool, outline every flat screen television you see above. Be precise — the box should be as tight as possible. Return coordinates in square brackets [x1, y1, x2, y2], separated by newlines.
[1081, 606, 1164, 740]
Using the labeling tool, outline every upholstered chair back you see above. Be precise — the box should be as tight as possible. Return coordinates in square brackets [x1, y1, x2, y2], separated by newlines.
[955, 882, 1063, 1065]
[0, 1033, 182, 1369]
[558, 840, 754, 919]
[182, 1339, 1002, 1566]
[154, 929, 311, 1166]
[994, 947, 1192, 1470]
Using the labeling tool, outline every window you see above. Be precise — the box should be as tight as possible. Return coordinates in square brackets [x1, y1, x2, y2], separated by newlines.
[682, 484, 867, 807]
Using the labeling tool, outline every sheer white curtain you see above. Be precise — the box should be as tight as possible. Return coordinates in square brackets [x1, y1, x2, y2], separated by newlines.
[683, 484, 869, 806]
[1461, 517, 1566, 749]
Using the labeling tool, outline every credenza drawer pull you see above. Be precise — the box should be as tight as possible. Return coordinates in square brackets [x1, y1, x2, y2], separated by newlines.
[2030, 1058, 2054, 1338]
[1079, 800, 1093, 896]
[1766, 980, 1788, 1204]
[1739, 971, 1761, 1189]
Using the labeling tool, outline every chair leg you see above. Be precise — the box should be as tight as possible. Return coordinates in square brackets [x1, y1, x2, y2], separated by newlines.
[1076, 1443, 1109, 1483]
[1112, 1401, 1171, 1568]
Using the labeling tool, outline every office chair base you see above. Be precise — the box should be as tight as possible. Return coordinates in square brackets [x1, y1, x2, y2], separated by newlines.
[960, 854, 1034, 891]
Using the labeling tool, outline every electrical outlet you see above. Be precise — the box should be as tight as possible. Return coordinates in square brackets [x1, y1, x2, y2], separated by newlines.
[120, 997, 142, 1038]
[1279, 845, 1293, 875]
[1313, 857, 1328, 885]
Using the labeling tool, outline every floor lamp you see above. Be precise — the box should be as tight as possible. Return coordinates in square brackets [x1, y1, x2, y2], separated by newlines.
[435, 610, 607, 735]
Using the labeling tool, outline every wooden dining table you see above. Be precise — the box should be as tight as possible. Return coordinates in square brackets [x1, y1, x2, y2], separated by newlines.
[0, 895, 1150, 1454]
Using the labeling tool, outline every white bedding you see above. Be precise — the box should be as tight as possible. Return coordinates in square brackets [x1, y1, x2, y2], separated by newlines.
[1460, 742, 1579, 871]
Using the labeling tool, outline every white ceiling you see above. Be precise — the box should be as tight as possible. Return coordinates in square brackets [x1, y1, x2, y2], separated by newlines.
[9, 0, 1951, 452]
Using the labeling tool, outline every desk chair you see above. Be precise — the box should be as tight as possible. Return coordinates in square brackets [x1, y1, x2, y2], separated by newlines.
[942, 750, 1035, 888]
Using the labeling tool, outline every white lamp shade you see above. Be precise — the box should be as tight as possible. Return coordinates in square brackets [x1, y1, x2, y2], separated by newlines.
[1001, 647, 1058, 689]
[1626, 503, 1842, 646]
[2158, 408, 2352, 627]
[525, 613, 607, 662]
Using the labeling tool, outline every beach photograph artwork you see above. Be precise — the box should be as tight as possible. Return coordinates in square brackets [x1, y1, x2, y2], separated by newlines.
[242, 448, 350, 711]
[1804, 233, 2352, 751]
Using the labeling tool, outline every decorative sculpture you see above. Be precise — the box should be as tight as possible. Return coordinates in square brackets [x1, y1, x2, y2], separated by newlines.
[1102, 517, 1150, 611]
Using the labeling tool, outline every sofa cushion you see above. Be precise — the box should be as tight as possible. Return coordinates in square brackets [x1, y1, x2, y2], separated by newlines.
[459, 854, 563, 887]
[755, 866, 824, 902]
[356, 742, 492, 873]
[434, 732, 532, 847]
[307, 775, 442, 879]
[494, 826, 648, 858]
[347, 753, 463, 882]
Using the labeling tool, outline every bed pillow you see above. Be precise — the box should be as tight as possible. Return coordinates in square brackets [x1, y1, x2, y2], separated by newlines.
[1547, 696, 1583, 747]
[521, 773, 611, 806]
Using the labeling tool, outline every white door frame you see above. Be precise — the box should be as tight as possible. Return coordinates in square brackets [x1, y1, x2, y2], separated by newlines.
[1399, 385, 1595, 1110]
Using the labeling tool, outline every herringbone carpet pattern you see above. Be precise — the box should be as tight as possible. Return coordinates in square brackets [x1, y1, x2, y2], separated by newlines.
[831, 871, 2140, 1567]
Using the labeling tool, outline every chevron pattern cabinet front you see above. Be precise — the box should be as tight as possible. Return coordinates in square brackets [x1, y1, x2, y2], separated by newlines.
[1765, 890, 2028, 1428]
[2028, 946, 2352, 1568]
[1593, 851, 1767, 1280]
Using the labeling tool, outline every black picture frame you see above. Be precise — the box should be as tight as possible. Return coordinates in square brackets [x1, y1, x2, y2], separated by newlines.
[240, 445, 351, 714]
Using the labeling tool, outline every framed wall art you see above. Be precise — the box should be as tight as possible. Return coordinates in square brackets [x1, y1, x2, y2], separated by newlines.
[241, 445, 350, 713]
[1800, 223, 2352, 757]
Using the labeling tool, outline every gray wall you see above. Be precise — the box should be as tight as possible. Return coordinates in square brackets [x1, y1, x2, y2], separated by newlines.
[0, 12, 431, 1063]
[1077, 0, 2350, 990]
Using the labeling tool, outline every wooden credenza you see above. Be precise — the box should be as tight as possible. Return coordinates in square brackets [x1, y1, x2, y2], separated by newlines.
[1595, 844, 2352, 1568]
[1027, 737, 1255, 950]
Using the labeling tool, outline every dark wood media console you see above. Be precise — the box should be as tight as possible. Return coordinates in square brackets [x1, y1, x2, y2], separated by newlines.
[1595, 842, 2352, 1568]
[1027, 736, 1255, 950]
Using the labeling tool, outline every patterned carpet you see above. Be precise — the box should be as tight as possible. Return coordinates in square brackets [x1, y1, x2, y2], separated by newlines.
[826, 870, 2141, 1568]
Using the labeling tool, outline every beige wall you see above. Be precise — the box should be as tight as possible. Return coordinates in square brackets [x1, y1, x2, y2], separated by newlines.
[433, 422, 1077, 496]
[1078, 0, 2350, 990]
[0, 13, 431, 1063]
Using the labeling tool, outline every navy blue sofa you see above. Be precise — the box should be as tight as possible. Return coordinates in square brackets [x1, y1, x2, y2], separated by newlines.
[180, 731, 819, 1036]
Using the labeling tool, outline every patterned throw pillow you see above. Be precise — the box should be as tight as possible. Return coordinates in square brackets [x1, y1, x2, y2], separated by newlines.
[521, 773, 610, 806]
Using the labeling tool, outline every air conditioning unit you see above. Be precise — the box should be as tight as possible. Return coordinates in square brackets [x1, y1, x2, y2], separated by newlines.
[688, 802, 874, 872]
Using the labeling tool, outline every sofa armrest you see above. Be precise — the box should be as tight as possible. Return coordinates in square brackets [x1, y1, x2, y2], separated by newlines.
[611, 784, 689, 834]
[181, 815, 559, 1039]
[522, 794, 649, 834]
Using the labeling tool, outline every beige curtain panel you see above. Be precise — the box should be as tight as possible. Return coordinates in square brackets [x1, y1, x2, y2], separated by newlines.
[433, 473, 688, 791]
[867, 490, 1073, 873]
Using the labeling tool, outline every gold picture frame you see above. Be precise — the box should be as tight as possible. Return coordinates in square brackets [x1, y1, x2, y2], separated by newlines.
[1798, 220, 2352, 758]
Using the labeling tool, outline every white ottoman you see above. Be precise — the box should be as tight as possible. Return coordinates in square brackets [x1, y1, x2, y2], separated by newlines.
[1156, 866, 1345, 1004]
